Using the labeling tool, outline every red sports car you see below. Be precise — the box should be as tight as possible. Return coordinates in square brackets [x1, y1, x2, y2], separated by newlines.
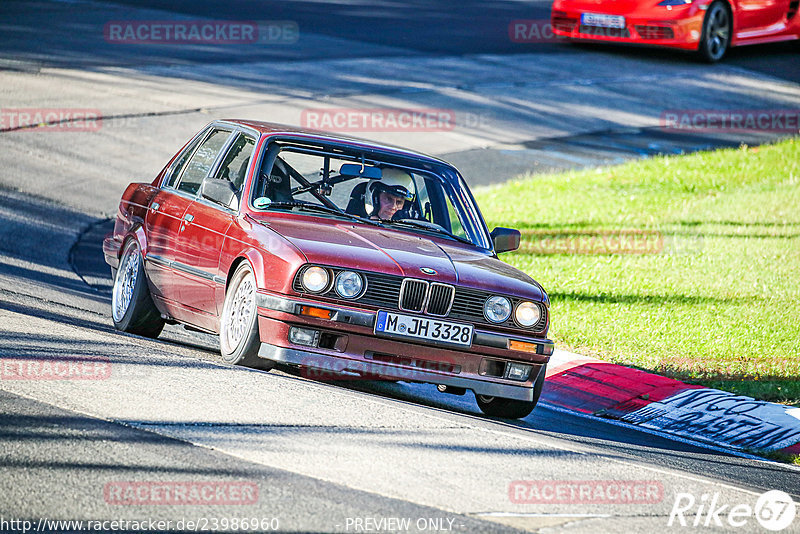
[551, 0, 800, 61]
[104, 120, 554, 419]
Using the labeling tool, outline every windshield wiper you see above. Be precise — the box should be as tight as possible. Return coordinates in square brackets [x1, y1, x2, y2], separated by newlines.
[383, 219, 474, 245]
[263, 201, 382, 226]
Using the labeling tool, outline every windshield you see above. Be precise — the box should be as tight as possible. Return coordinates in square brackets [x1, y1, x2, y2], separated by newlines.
[250, 141, 491, 249]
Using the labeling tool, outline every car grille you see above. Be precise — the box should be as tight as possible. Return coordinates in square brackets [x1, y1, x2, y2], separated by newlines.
[399, 279, 428, 312]
[635, 25, 674, 40]
[427, 283, 455, 316]
[292, 267, 547, 333]
[579, 25, 631, 38]
[552, 13, 578, 33]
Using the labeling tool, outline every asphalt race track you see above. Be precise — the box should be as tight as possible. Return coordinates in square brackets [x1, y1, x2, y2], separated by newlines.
[1, 1, 799, 533]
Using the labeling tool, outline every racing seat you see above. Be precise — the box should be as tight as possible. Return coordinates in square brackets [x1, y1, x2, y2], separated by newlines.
[261, 158, 293, 203]
[345, 182, 369, 217]
[233, 157, 250, 191]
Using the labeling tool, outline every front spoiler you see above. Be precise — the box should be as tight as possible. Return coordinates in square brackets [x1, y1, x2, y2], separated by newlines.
[257, 341, 541, 402]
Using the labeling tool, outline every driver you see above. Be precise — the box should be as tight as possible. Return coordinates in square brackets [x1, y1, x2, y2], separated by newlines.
[366, 168, 416, 220]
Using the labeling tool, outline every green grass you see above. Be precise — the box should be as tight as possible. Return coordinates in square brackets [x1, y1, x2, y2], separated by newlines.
[474, 138, 800, 406]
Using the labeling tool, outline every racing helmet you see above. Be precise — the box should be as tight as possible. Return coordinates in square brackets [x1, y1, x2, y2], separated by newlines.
[365, 168, 416, 216]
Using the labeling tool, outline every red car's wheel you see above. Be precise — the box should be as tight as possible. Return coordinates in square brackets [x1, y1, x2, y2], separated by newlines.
[698, 1, 732, 62]
[111, 239, 165, 338]
[220, 262, 273, 370]
[475, 364, 546, 419]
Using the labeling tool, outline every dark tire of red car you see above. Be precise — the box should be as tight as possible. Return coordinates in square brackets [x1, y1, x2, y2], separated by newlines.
[475, 364, 546, 419]
[220, 262, 274, 370]
[111, 240, 165, 338]
[698, 0, 732, 63]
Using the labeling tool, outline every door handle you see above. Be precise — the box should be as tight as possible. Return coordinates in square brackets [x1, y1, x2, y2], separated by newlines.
[183, 213, 194, 223]
[150, 202, 160, 212]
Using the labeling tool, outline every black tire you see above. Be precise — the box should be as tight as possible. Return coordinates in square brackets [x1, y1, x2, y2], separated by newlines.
[219, 262, 273, 370]
[698, 1, 731, 63]
[111, 239, 165, 338]
[475, 364, 547, 419]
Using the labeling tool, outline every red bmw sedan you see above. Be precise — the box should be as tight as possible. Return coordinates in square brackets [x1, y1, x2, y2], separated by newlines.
[551, 0, 800, 61]
[104, 120, 554, 419]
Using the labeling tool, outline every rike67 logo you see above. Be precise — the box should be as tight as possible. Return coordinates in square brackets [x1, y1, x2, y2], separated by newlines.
[669, 490, 796, 531]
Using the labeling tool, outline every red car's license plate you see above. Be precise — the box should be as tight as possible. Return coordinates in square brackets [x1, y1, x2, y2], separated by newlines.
[581, 13, 626, 28]
[375, 310, 473, 347]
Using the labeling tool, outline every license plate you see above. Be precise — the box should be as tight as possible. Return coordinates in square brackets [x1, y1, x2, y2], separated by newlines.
[374, 310, 473, 347]
[580, 13, 625, 28]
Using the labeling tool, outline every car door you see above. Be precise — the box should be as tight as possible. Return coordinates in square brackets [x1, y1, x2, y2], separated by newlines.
[144, 131, 205, 303]
[736, 0, 791, 35]
[146, 126, 234, 319]
[173, 131, 257, 323]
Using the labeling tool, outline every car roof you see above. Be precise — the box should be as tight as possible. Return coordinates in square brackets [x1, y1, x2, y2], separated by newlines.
[216, 119, 452, 168]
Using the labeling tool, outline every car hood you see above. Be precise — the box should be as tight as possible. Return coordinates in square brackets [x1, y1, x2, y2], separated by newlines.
[265, 217, 546, 302]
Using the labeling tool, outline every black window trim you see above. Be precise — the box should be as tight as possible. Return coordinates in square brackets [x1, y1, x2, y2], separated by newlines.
[171, 127, 236, 196]
[193, 129, 259, 215]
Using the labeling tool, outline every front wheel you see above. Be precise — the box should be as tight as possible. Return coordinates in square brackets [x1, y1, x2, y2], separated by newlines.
[111, 239, 165, 338]
[475, 364, 546, 419]
[698, 1, 731, 63]
[220, 262, 273, 370]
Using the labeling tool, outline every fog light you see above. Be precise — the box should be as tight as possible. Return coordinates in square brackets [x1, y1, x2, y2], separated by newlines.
[506, 362, 533, 381]
[289, 327, 319, 347]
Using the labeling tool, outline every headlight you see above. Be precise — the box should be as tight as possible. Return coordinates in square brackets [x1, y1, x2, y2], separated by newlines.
[301, 266, 329, 293]
[515, 301, 542, 327]
[484, 296, 512, 323]
[335, 271, 364, 298]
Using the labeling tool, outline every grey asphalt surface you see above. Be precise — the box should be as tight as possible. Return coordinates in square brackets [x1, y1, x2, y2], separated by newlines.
[1, 0, 800, 532]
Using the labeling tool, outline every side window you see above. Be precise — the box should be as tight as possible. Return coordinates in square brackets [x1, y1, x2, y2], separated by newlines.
[213, 133, 256, 192]
[164, 135, 202, 188]
[423, 176, 466, 237]
[177, 129, 231, 195]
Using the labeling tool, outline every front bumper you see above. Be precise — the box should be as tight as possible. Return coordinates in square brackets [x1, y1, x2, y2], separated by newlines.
[256, 292, 553, 402]
[551, 8, 705, 50]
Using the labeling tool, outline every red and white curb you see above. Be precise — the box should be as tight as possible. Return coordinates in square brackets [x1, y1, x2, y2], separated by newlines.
[541, 349, 800, 456]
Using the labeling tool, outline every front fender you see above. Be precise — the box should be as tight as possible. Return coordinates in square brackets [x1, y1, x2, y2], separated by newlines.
[216, 216, 308, 305]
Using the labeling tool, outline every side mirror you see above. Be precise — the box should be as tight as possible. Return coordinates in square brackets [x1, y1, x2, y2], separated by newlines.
[200, 178, 239, 210]
[490, 227, 521, 253]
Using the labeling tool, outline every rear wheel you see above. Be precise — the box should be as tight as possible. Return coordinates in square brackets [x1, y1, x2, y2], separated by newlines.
[475, 364, 546, 419]
[220, 262, 273, 370]
[111, 240, 165, 338]
[698, 1, 731, 63]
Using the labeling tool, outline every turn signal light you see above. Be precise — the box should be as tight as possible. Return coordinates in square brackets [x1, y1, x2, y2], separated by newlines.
[300, 306, 333, 320]
[509, 340, 539, 354]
